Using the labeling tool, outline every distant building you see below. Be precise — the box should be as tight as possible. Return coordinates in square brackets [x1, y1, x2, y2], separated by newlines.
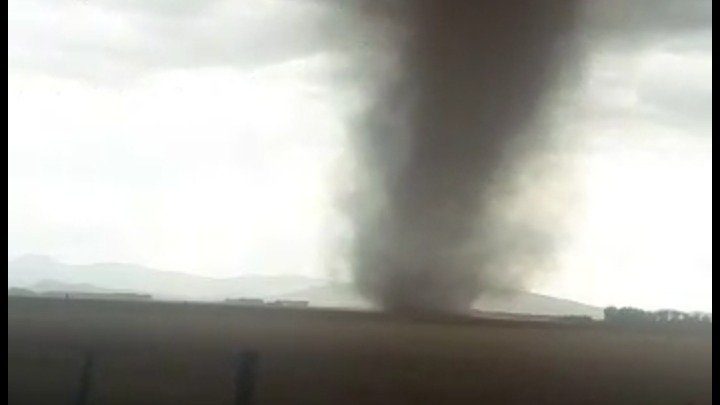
[225, 298, 265, 306]
[268, 300, 310, 308]
[473, 310, 562, 323]
[42, 291, 152, 301]
[8, 288, 37, 297]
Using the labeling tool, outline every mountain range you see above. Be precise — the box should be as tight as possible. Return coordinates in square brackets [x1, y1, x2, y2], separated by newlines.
[8, 254, 603, 318]
[8, 254, 325, 301]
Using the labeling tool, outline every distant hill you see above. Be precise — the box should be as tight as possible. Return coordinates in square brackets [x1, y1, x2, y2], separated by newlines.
[31, 279, 134, 294]
[473, 290, 604, 318]
[9, 284, 152, 301]
[8, 255, 603, 318]
[276, 283, 376, 310]
[8, 287, 37, 297]
[277, 283, 604, 318]
[8, 255, 325, 301]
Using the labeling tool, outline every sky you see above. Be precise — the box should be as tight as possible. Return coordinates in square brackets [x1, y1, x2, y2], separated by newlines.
[8, 0, 712, 312]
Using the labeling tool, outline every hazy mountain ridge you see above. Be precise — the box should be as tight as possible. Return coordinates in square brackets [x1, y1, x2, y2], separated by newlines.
[8, 255, 325, 301]
[32, 279, 133, 294]
[8, 255, 603, 318]
[276, 283, 605, 318]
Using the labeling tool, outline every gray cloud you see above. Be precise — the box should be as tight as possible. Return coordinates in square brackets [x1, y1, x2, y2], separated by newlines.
[637, 57, 712, 134]
[8, 0, 338, 84]
[560, 0, 713, 145]
[581, 0, 712, 50]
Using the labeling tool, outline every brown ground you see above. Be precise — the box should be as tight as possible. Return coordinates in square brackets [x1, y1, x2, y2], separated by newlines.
[8, 296, 712, 404]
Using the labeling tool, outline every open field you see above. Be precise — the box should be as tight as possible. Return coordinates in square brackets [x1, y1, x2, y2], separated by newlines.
[8, 296, 712, 404]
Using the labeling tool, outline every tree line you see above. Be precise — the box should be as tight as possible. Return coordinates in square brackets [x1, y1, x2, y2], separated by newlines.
[604, 306, 711, 325]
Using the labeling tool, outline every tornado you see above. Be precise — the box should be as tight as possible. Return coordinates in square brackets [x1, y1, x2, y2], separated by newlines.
[347, 1, 580, 313]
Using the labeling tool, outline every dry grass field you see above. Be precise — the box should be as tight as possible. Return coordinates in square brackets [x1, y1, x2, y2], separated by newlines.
[8, 296, 712, 404]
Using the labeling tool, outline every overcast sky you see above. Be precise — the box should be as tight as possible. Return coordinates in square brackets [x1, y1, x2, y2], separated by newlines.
[8, 0, 712, 312]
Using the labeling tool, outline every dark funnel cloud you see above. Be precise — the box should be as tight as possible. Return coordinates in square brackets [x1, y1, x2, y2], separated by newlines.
[347, 1, 581, 313]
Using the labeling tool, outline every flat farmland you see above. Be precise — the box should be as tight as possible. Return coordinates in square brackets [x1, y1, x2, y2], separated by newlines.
[8, 296, 712, 404]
